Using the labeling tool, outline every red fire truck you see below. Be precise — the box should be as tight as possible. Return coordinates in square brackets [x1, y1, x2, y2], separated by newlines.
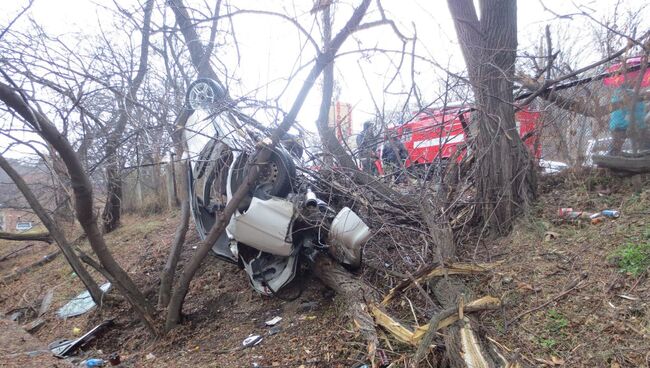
[374, 106, 541, 175]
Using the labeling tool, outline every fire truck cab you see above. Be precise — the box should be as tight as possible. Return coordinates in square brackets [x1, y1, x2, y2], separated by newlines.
[375, 106, 541, 175]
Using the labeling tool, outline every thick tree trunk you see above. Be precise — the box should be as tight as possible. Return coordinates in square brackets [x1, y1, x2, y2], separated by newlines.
[447, 0, 536, 235]
[313, 255, 379, 364]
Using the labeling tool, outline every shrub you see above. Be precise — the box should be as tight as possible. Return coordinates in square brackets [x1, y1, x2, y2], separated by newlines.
[611, 242, 650, 276]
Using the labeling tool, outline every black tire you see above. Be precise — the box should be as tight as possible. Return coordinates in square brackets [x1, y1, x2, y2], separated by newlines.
[185, 78, 225, 111]
[230, 148, 296, 212]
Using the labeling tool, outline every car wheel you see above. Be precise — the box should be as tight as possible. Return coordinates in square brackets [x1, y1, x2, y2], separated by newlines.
[230, 148, 296, 212]
[185, 78, 225, 111]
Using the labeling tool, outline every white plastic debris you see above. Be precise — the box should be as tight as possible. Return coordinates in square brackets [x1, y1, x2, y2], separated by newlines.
[265, 316, 282, 326]
[56, 283, 111, 318]
[242, 335, 263, 347]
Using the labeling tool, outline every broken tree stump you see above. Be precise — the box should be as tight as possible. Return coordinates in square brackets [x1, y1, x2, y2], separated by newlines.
[313, 254, 380, 366]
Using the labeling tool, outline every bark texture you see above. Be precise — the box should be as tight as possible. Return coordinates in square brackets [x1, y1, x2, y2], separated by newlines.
[158, 109, 192, 308]
[448, 0, 536, 235]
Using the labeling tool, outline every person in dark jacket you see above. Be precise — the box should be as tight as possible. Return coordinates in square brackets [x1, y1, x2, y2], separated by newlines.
[356, 121, 378, 174]
[382, 134, 408, 183]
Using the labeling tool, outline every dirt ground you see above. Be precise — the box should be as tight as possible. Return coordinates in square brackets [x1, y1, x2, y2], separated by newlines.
[476, 171, 650, 367]
[0, 213, 366, 367]
[0, 170, 648, 367]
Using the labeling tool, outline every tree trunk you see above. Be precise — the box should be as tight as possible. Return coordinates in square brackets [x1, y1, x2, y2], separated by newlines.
[101, 0, 154, 233]
[166, 158, 178, 209]
[447, 0, 536, 235]
[313, 255, 380, 364]
[159, 110, 192, 308]
[102, 158, 122, 233]
[315, 2, 410, 211]
[47, 145, 75, 222]
[0, 154, 104, 305]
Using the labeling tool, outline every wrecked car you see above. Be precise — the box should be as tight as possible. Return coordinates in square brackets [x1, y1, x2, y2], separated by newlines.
[184, 78, 371, 296]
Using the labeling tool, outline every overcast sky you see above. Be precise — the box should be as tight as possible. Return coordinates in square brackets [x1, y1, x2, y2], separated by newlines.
[2, 0, 648, 138]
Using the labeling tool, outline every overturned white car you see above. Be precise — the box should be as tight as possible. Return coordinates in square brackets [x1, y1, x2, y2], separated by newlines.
[184, 78, 371, 296]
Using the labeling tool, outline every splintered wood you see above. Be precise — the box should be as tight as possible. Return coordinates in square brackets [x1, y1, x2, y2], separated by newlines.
[380, 262, 500, 306]
[370, 296, 501, 345]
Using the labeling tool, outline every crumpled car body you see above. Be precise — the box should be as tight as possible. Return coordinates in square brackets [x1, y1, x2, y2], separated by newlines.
[185, 78, 371, 295]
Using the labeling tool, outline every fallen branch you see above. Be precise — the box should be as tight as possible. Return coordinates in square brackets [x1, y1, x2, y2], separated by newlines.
[369, 295, 501, 346]
[2, 250, 60, 283]
[0, 243, 34, 261]
[0, 231, 51, 243]
[381, 262, 500, 306]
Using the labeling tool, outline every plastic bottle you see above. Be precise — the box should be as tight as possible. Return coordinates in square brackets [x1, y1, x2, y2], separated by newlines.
[84, 359, 105, 367]
[601, 210, 620, 218]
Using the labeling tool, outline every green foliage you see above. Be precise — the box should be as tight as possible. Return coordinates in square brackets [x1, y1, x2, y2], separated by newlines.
[538, 337, 557, 349]
[546, 309, 569, 332]
[611, 242, 650, 276]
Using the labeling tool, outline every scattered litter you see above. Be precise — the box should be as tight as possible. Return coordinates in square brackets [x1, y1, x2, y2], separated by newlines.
[268, 325, 282, 336]
[298, 301, 318, 312]
[242, 334, 263, 347]
[73, 327, 82, 336]
[544, 231, 559, 241]
[618, 294, 639, 301]
[591, 217, 604, 225]
[501, 276, 513, 284]
[607, 301, 618, 309]
[38, 289, 54, 317]
[108, 352, 120, 366]
[57, 282, 111, 318]
[601, 209, 620, 218]
[81, 358, 106, 367]
[9, 310, 23, 321]
[49, 320, 114, 357]
[23, 317, 45, 333]
[558, 208, 592, 220]
[265, 316, 282, 326]
[145, 353, 156, 360]
[559, 208, 620, 223]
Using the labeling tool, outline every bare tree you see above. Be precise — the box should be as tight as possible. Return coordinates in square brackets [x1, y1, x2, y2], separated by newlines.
[102, 0, 154, 232]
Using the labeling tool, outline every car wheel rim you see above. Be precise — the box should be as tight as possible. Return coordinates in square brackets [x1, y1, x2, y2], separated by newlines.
[189, 82, 215, 110]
